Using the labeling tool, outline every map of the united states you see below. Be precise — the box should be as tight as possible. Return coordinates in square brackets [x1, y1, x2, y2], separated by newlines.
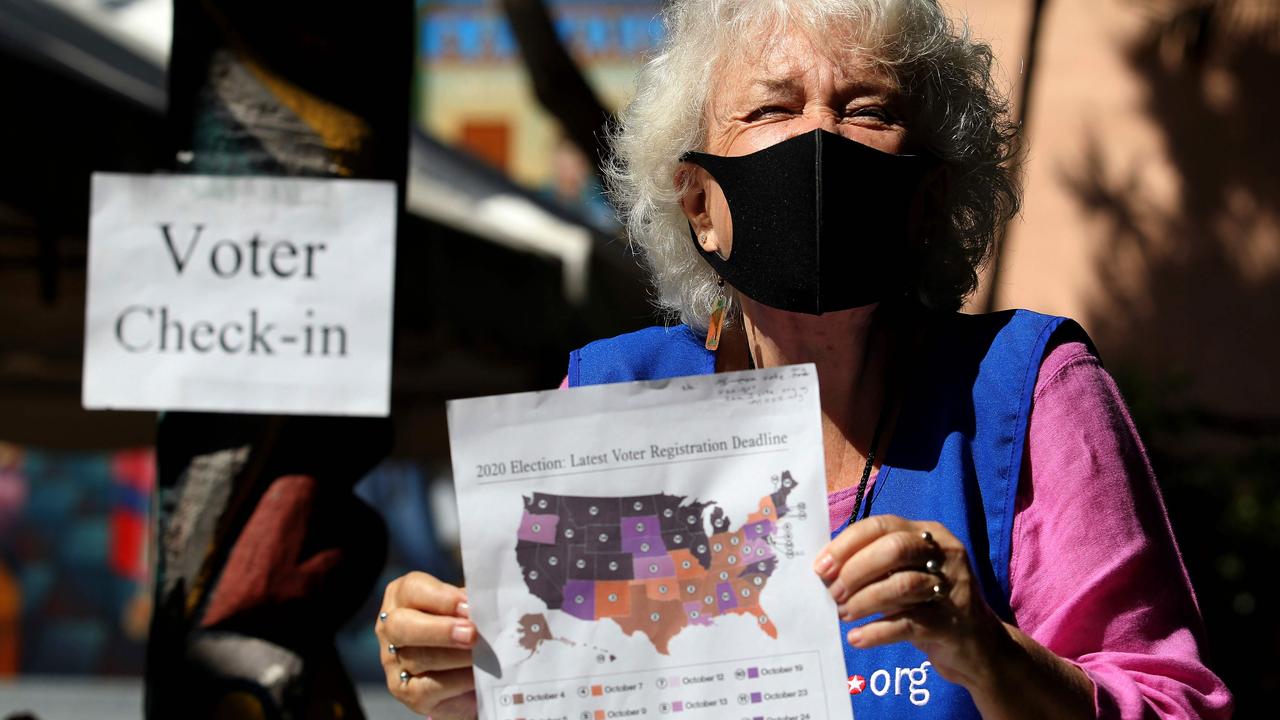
[514, 472, 796, 654]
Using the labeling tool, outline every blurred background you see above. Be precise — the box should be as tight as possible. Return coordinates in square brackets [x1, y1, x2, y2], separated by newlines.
[0, 0, 1275, 717]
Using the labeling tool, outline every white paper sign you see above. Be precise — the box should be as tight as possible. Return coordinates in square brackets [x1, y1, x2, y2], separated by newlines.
[447, 364, 852, 719]
[83, 172, 396, 416]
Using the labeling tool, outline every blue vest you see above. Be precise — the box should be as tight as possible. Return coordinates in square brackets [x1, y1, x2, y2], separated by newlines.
[568, 310, 1083, 718]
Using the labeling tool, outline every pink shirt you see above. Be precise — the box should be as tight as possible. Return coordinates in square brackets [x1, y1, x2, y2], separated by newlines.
[828, 341, 1232, 718]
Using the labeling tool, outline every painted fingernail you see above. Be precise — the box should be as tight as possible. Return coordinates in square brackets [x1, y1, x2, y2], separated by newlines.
[847, 628, 863, 647]
[451, 622, 475, 646]
[456, 601, 470, 619]
[829, 580, 849, 603]
[814, 554, 834, 576]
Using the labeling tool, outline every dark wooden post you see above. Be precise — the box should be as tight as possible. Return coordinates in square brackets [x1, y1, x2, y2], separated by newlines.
[146, 3, 411, 718]
[499, 0, 614, 172]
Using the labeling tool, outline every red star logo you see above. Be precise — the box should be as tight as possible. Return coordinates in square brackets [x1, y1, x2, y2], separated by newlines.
[847, 674, 866, 694]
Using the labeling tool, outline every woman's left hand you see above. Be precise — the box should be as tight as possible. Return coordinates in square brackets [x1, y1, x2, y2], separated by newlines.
[814, 514, 1013, 690]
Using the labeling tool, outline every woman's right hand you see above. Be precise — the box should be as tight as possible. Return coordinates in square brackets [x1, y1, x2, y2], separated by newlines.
[376, 571, 477, 718]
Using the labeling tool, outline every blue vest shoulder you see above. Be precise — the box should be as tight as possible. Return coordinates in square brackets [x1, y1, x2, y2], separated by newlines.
[568, 325, 715, 387]
[567, 310, 1089, 388]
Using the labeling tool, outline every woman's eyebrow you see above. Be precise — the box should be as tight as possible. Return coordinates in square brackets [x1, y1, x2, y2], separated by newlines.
[747, 75, 898, 100]
[751, 77, 801, 94]
[738, 77, 805, 106]
[840, 75, 898, 96]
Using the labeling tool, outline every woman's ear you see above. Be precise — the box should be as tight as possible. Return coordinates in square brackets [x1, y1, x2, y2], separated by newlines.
[675, 164, 724, 256]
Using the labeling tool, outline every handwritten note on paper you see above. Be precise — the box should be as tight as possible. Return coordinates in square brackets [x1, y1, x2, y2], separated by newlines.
[712, 365, 814, 406]
[447, 363, 853, 720]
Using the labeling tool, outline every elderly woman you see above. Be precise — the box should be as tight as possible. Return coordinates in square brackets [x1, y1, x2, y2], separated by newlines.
[376, 1, 1232, 718]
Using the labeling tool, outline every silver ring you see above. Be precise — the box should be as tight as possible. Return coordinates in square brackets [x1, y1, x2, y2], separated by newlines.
[929, 583, 946, 602]
[399, 670, 411, 685]
[388, 643, 398, 655]
[920, 530, 935, 545]
[379, 611, 388, 623]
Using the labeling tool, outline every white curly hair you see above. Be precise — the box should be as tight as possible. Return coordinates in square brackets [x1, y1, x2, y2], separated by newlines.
[604, 0, 1021, 330]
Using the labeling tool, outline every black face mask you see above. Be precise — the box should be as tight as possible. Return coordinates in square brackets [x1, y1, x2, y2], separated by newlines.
[679, 129, 934, 315]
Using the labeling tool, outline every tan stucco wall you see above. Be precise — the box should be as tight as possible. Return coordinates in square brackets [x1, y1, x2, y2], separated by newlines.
[960, 0, 1279, 418]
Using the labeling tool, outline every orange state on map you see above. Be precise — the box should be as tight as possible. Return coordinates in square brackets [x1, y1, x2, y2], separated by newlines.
[609, 584, 687, 655]
[707, 530, 748, 571]
[730, 577, 765, 608]
[747, 495, 779, 524]
[727, 603, 778, 639]
[669, 548, 703, 579]
[678, 574, 722, 608]
[594, 580, 632, 618]
[642, 577, 681, 603]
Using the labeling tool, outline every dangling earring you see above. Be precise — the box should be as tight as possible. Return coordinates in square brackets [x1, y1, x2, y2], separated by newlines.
[705, 275, 727, 351]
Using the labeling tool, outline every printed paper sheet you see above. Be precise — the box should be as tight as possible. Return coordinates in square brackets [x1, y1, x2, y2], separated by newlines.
[448, 363, 852, 719]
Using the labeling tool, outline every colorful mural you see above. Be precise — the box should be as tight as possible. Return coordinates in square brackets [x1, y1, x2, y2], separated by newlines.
[0, 443, 152, 677]
[0, 443, 456, 681]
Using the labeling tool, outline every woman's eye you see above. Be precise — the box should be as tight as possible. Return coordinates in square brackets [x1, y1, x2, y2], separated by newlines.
[745, 106, 792, 121]
[847, 106, 895, 122]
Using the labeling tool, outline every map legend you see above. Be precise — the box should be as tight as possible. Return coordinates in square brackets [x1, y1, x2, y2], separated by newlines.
[491, 651, 832, 719]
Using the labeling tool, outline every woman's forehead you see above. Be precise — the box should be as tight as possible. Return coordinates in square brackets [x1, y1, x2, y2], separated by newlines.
[713, 27, 894, 99]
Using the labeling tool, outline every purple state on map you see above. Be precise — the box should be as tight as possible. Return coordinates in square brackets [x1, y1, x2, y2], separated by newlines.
[518, 513, 559, 544]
